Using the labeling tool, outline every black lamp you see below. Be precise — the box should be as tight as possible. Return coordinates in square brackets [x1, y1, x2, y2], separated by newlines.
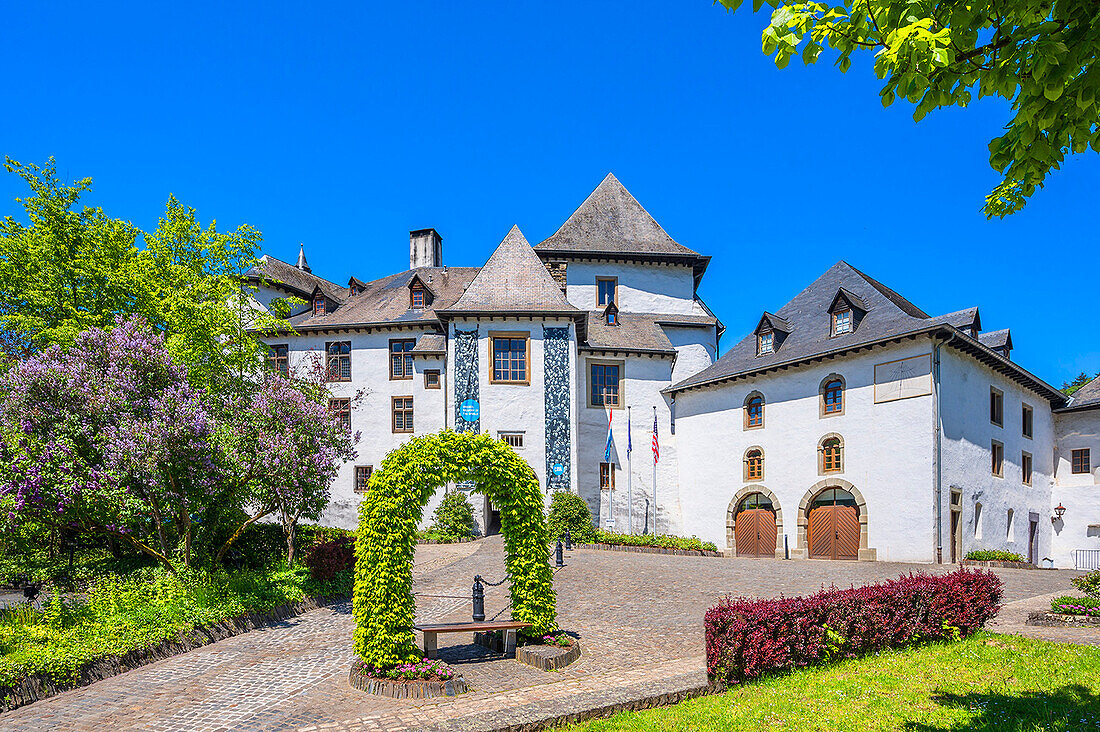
[1053, 503, 1066, 522]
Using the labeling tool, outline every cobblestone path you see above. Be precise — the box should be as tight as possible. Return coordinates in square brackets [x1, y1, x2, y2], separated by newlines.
[1, 538, 1094, 732]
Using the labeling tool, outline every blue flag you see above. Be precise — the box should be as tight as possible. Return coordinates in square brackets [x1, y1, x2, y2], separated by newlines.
[627, 410, 632, 454]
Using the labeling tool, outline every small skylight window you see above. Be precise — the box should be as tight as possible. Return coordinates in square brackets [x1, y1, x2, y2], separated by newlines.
[757, 331, 774, 355]
[833, 309, 852, 335]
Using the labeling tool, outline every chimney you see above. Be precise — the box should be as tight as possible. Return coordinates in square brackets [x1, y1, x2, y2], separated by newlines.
[410, 228, 443, 269]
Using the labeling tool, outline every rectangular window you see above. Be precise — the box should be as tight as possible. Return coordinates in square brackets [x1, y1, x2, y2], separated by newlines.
[411, 286, 425, 309]
[325, 341, 351, 382]
[392, 396, 414, 433]
[990, 387, 1004, 427]
[757, 331, 774, 355]
[267, 344, 289, 377]
[424, 369, 440, 389]
[832, 309, 852, 335]
[491, 335, 529, 383]
[599, 462, 615, 490]
[991, 440, 1004, 477]
[1022, 452, 1033, 486]
[596, 277, 617, 306]
[313, 294, 326, 316]
[329, 398, 351, 432]
[1072, 448, 1091, 475]
[590, 362, 621, 408]
[498, 431, 524, 449]
[389, 339, 415, 380]
[1022, 404, 1033, 439]
[354, 465, 373, 494]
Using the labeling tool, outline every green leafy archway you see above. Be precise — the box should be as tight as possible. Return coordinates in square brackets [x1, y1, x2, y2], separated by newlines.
[353, 430, 556, 667]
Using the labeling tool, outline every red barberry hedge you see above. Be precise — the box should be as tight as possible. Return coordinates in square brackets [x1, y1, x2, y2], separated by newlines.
[304, 535, 355, 582]
[705, 568, 1002, 684]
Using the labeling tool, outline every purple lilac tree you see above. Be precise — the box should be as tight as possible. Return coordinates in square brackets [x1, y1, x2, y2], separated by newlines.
[0, 317, 217, 571]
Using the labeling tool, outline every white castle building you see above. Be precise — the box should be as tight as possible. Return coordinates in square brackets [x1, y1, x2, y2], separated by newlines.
[247, 174, 1100, 568]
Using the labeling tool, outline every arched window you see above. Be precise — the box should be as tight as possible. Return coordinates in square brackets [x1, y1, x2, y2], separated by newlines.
[737, 492, 773, 514]
[744, 448, 764, 481]
[810, 487, 857, 512]
[744, 392, 765, 429]
[819, 436, 844, 474]
[820, 375, 845, 417]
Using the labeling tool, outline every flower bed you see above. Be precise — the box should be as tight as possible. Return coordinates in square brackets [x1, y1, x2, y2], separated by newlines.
[705, 568, 1002, 685]
[587, 530, 718, 553]
[348, 658, 467, 698]
[1051, 595, 1100, 616]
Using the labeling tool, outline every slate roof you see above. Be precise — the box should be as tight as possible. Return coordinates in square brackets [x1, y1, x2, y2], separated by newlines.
[979, 328, 1012, 351]
[439, 226, 582, 317]
[1059, 375, 1100, 412]
[411, 333, 446, 354]
[582, 312, 719, 355]
[284, 266, 479, 331]
[248, 255, 350, 301]
[535, 174, 711, 282]
[667, 261, 1065, 404]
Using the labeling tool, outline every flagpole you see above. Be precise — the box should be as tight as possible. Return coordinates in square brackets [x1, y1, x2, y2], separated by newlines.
[607, 409, 614, 531]
[652, 405, 658, 535]
[627, 406, 633, 535]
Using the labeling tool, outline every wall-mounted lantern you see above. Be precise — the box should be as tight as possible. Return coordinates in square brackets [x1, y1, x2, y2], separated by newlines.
[1053, 503, 1067, 523]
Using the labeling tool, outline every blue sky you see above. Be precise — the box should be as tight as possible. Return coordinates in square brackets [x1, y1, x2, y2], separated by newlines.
[2, 1, 1097, 386]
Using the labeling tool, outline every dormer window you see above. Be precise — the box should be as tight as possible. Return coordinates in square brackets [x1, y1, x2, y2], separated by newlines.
[832, 309, 852, 335]
[313, 293, 326, 316]
[411, 285, 425, 309]
[604, 302, 619, 326]
[757, 331, 774, 355]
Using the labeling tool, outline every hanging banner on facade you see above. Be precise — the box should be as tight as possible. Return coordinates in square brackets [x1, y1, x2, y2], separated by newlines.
[874, 354, 933, 403]
[459, 399, 480, 422]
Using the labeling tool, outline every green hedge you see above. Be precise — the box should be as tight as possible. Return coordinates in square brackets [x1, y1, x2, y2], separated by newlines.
[547, 491, 597, 544]
[1072, 570, 1100, 598]
[0, 564, 350, 689]
[964, 550, 1026, 562]
[428, 491, 476, 541]
[591, 530, 718, 552]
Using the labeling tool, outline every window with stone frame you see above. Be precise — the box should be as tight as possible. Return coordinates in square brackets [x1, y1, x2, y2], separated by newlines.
[1022, 451, 1033, 486]
[820, 437, 843, 473]
[354, 465, 373, 494]
[389, 339, 415, 380]
[491, 334, 529, 384]
[325, 341, 351, 382]
[596, 277, 617, 307]
[1072, 448, 1091, 474]
[329, 398, 351, 432]
[589, 362, 621, 408]
[424, 369, 440, 389]
[392, 396, 414, 433]
[267, 344, 289, 377]
[992, 440, 1004, 477]
[1022, 403, 1034, 439]
[744, 448, 764, 481]
[599, 461, 615, 490]
[744, 393, 765, 429]
[821, 377, 844, 416]
[990, 387, 1004, 427]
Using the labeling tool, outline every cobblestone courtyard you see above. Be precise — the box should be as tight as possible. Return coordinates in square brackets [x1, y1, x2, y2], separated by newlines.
[2, 537, 1095, 732]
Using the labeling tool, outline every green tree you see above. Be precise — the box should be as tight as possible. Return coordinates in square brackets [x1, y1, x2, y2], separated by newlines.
[718, 0, 1100, 217]
[1063, 371, 1098, 395]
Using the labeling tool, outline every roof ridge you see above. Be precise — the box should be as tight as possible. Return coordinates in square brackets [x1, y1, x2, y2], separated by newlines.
[845, 262, 930, 319]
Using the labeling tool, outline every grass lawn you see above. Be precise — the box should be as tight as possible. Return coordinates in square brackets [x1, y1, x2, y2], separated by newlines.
[568, 633, 1100, 732]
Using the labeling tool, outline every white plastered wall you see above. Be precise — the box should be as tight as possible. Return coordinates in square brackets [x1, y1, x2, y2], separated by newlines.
[1052, 408, 1100, 567]
[563, 261, 698, 315]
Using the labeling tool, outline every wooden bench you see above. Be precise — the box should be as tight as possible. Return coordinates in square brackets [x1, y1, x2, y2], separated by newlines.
[413, 621, 531, 659]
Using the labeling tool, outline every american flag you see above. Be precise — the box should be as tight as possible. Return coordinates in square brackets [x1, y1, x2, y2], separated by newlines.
[652, 411, 659, 464]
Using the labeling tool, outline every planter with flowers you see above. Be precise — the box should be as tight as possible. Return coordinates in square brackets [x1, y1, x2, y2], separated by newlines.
[1027, 594, 1100, 627]
[348, 658, 468, 698]
[474, 628, 581, 671]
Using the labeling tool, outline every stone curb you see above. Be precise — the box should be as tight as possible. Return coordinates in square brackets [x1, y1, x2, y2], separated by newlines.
[348, 668, 469, 698]
[475, 680, 719, 732]
[1027, 611, 1100, 627]
[576, 543, 722, 558]
[0, 593, 349, 713]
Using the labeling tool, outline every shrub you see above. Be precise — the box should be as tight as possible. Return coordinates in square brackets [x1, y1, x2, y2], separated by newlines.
[429, 491, 475, 541]
[705, 568, 1003, 684]
[303, 536, 354, 582]
[1071, 569, 1100, 598]
[547, 491, 596, 544]
[965, 549, 1026, 562]
[1051, 595, 1100, 616]
[591, 530, 718, 552]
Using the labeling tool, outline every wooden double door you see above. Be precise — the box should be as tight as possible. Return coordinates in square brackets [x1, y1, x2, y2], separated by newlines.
[807, 505, 859, 560]
[735, 508, 777, 558]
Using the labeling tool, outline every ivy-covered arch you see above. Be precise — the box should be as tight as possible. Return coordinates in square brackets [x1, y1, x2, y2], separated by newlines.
[353, 430, 556, 668]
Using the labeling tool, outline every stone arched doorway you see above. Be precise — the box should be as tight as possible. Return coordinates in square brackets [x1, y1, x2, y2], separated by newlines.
[794, 478, 876, 561]
[727, 485, 784, 559]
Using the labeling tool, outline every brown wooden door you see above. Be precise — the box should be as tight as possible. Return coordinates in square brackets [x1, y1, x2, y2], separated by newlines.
[808, 506, 859, 560]
[735, 509, 777, 558]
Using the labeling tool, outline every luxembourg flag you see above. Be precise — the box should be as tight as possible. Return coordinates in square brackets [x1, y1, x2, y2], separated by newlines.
[603, 408, 614, 462]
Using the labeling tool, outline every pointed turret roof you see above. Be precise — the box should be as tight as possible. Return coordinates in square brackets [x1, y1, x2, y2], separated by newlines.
[296, 243, 311, 272]
[441, 226, 580, 316]
[536, 173, 705, 259]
